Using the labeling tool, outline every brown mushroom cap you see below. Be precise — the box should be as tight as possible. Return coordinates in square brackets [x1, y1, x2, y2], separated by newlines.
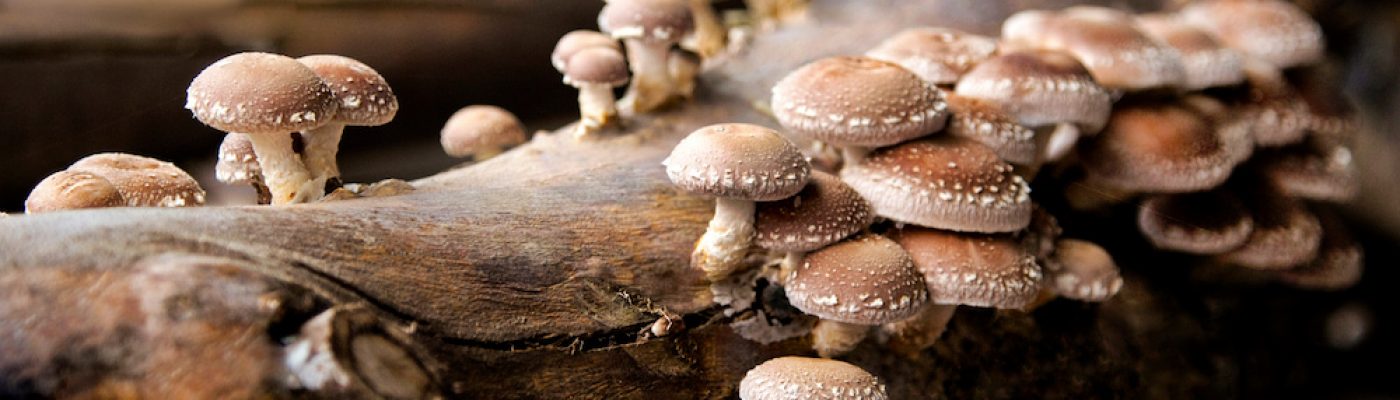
[1254, 138, 1356, 202]
[1002, 7, 1185, 90]
[1280, 209, 1363, 290]
[1080, 101, 1247, 193]
[1135, 13, 1245, 90]
[865, 27, 999, 86]
[598, 0, 695, 44]
[24, 170, 125, 213]
[297, 55, 398, 127]
[841, 136, 1032, 233]
[772, 56, 948, 147]
[1220, 185, 1323, 270]
[954, 50, 1112, 133]
[663, 123, 810, 201]
[944, 94, 1037, 165]
[1138, 190, 1253, 254]
[1291, 64, 1360, 142]
[186, 52, 337, 134]
[551, 30, 620, 72]
[69, 153, 206, 208]
[216, 133, 262, 185]
[562, 47, 630, 87]
[439, 105, 529, 159]
[785, 234, 928, 325]
[1048, 239, 1123, 302]
[739, 356, 887, 400]
[754, 171, 875, 253]
[890, 226, 1042, 309]
[1181, 0, 1324, 69]
[1237, 63, 1311, 147]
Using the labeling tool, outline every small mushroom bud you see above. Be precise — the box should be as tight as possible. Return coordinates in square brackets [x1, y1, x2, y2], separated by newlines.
[296, 54, 399, 194]
[1180, 0, 1325, 69]
[216, 133, 272, 205]
[599, 0, 695, 113]
[739, 356, 886, 400]
[955, 50, 1112, 162]
[186, 52, 337, 205]
[24, 170, 125, 213]
[1046, 239, 1123, 302]
[439, 105, 528, 161]
[772, 56, 948, 162]
[865, 27, 999, 86]
[68, 153, 206, 208]
[664, 123, 811, 281]
[563, 46, 630, 138]
[785, 234, 928, 358]
[550, 30, 620, 73]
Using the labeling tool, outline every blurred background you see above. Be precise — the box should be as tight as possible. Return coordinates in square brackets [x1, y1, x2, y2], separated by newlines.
[0, 0, 1397, 398]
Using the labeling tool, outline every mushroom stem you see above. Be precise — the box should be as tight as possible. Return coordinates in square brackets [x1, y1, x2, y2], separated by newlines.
[576, 83, 618, 138]
[693, 197, 756, 281]
[245, 132, 317, 205]
[778, 251, 802, 284]
[685, 0, 726, 58]
[811, 319, 868, 358]
[880, 304, 956, 357]
[619, 39, 674, 114]
[1042, 123, 1081, 162]
[840, 146, 870, 165]
[301, 122, 347, 196]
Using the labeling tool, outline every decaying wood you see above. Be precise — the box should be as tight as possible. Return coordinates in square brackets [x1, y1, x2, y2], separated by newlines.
[0, 0, 1366, 399]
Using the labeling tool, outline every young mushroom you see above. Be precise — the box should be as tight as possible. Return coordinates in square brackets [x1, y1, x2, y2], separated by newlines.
[216, 133, 272, 205]
[599, 0, 695, 113]
[771, 56, 948, 162]
[739, 356, 887, 400]
[865, 27, 999, 87]
[955, 50, 1112, 162]
[550, 30, 620, 73]
[562, 47, 630, 138]
[664, 123, 811, 281]
[439, 105, 528, 160]
[68, 153, 206, 208]
[296, 54, 400, 193]
[24, 170, 125, 213]
[186, 52, 337, 205]
[785, 234, 928, 357]
[753, 170, 875, 281]
[1045, 239, 1123, 302]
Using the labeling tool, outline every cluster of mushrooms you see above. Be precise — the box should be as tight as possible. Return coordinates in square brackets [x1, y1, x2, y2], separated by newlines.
[13, 0, 1366, 397]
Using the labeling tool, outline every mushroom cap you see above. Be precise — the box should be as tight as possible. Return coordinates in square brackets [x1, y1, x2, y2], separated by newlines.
[1292, 64, 1360, 142]
[186, 52, 338, 135]
[955, 50, 1112, 133]
[864, 27, 999, 86]
[1237, 62, 1311, 147]
[1002, 7, 1185, 90]
[663, 123, 811, 201]
[1254, 138, 1356, 202]
[754, 171, 875, 253]
[840, 136, 1032, 233]
[889, 226, 1043, 309]
[598, 0, 694, 44]
[1138, 190, 1253, 254]
[24, 170, 125, 213]
[1048, 239, 1122, 302]
[1135, 13, 1245, 90]
[785, 234, 928, 325]
[216, 133, 262, 185]
[1181, 0, 1324, 69]
[739, 357, 887, 400]
[1220, 185, 1323, 270]
[943, 94, 1037, 165]
[562, 46, 630, 87]
[1079, 101, 1248, 193]
[297, 54, 398, 127]
[69, 153, 206, 208]
[771, 56, 948, 147]
[439, 105, 529, 158]
[1280, 209, 1363, 290]
[551, 30, 620, 72]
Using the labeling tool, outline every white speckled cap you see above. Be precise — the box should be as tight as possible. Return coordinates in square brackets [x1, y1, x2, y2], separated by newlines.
[24, 170, 125, 213]
[215, 133, 262, 185]
[754, 171, 875, 253]
[890, 226, 1043, 309]
[1138, 190, 1254, 255]
[840, 136, 1032, 233]
[1180, 0, 1324, 69]
[186, 52, 337, 135]
[944, 94, 1037, 165]
[955, 50, 1111, 133]
[772, 56, 948, 147]
[1003, 6, 1186, 91]
[69, 153, 206, 208]
[664, 123, 811, 201]
[1048, 239, 1122, 302]
[551, 30, 620, 72]
[785, 234, 928, 325]
[1135, 13, 1245, 90]
[439, 105, 528, 158]
[865, 27, 999, 85]
[297, 55, 398, 127]
[598, 0, 694, 44]
[739, 356, 887, 400]
[1080, 102, 1247, 193]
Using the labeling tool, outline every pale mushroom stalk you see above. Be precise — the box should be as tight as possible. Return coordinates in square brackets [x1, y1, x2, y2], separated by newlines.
[810, 320, 867, 358]
[619, 39, 675, 114]
[881, 303, 957, 356]
[300, 122, 346, 193]
[246, 132, 318, 204]
[577, 82, 619, 133]
[1041, 123, 1080, 162]
[684, 0, 726, 58]
[840, 146, 870, 165]
[693, 197, 757, 281]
